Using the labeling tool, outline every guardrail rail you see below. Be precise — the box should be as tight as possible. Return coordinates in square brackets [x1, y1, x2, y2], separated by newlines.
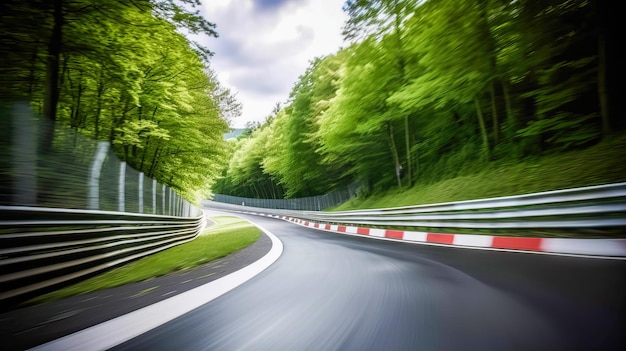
[206, 182, 626, 232]
[0, 206, 203, 310]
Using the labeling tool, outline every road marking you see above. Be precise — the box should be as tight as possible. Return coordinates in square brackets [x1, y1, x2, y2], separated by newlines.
[29, 222, 283, 351]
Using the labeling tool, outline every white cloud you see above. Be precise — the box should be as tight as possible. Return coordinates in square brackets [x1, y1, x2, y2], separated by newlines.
[201, 0, 348, 128]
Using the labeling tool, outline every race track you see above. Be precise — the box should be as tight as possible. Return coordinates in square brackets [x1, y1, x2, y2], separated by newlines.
[110, 211, 626, 351]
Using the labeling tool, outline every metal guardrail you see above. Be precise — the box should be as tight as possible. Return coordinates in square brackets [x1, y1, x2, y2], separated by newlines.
[0, 206, 204, 309]
[205, 182, 626, 230]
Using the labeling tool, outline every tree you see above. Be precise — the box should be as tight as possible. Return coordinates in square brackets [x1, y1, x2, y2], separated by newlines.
[1, 0, 234, 203]
[342, 0, 419, 186]
[262, 56, 347, 197]
[213, 0, 619, 201]
[315, 42, 402, 190]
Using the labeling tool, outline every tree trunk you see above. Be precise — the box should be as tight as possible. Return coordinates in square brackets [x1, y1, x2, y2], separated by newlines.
[501, 80, 515, 140]
[108, 104, 116, 142]
[140, 136, 151, 171]
[387, 121, 402, 187]
[404, 115, 411, 187]
[597, 31, 609, 136]
[252, 182, 261, 198]
[474, 96, 490, 160]
[392, 11, 412, 187]
[43, 0, 63, 122]
[148, 145, 161, 177]
[110, 98, 129, 142]
[74, 71, 85, 129]
[412, 133, 419, 179]
[490, 80, 499, 144]
[95, 67, 104, 139]
[39, 0, 63, 154]
[27, 49, 39, 98]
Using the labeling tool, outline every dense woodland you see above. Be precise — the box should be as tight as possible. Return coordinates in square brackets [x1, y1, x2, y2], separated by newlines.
[1, 0, 621, 204]
[214, 0, 621, 199]
[1, 0, 239, 201]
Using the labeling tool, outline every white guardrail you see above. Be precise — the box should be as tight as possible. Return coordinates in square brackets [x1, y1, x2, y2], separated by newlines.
[0, 206, 205, 310]
[206, 182, 626, 230]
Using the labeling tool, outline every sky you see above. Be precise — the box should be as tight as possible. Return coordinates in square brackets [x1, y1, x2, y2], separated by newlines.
[200, 0, 348, 129]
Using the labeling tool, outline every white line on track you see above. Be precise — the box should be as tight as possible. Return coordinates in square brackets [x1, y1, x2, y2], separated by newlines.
[29, 221, 284, 351]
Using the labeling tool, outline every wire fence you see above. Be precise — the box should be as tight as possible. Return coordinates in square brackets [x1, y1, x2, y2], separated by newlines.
[211, 182, 361, 211]
[0, 102, 204, 308]
[0, 102, 196, 217]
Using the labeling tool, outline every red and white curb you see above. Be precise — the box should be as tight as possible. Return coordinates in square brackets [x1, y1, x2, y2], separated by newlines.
[247, 212, 626, 258]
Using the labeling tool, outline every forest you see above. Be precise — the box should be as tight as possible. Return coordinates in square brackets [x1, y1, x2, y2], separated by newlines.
[0, 0, 239, 202]
[1, 0, 621, 205]
[214, 0, 623, 201]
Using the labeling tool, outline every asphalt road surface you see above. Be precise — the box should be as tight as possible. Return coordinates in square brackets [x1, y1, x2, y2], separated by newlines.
[105, 211, 626, 351]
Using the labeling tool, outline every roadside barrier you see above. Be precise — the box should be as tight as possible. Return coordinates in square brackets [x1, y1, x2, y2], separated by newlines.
[0, 206, 204, 309]
[205, 182, 626, 258]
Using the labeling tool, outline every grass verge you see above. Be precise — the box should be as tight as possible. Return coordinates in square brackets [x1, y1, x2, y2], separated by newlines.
[28, 215, 261, 304]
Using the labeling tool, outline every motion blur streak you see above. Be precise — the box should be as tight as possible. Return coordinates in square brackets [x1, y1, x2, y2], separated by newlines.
[112, 212, 626, 351]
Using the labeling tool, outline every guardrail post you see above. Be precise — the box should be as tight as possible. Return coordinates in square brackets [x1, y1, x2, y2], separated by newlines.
[138, 172, 144, 213]
[175, 193, 180, 216]
[88, 141, 110, 210]
[118, 162, 126, 212]
[152, 179, 156, 214]
[176, 195, 180, 216]
[172, 193, 176, 216]
[178, 196, 182, 216]
[168, 188, 173, 215]
[170, 189, 177, 216]
[162, 184, 166, 215]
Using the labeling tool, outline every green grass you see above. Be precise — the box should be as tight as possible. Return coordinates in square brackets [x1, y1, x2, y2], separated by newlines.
[333, 134, 626, 210]
[28, 215, 262, 304]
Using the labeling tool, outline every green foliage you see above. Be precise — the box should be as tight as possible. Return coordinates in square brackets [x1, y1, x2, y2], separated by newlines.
[334, 133, 626, 211]
[264, 56, 349, 197]
[213, 123, 285, 199]
[316, 40, 400, 188]
[517, 57, 601, 149]
[214, 0, 618, 203]
[217, 53, 353, 199]
[1, 0, 239, 203]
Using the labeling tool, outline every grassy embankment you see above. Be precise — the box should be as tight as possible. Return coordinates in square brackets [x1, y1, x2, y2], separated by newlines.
[331, 134, 626, 237]
[28, 215, 261, 304]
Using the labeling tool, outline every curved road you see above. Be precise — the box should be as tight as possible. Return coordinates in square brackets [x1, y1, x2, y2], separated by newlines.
[107, 211, 626, 351]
